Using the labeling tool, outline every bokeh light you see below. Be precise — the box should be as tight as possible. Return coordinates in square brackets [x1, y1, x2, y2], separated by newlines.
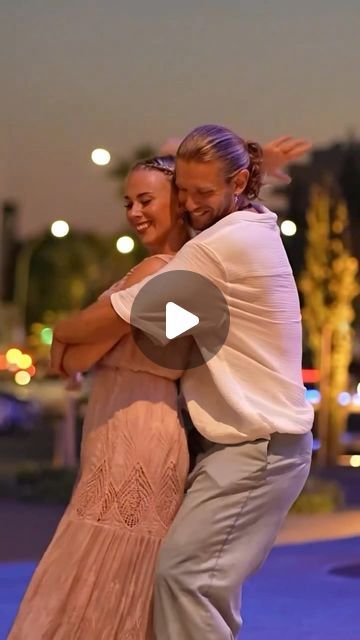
[40, 327, 53, 345]
[350, 455, 360, 468]
[338, 392, 351, 406]
[51, 220, 69, 238]
[352, 394, 360, 406]
[6, 348, 22, 365]
[116, 236, 135, 254]
[15, 371, 31, 386]
[18, 354, 32, 369]
[280, 220, 297, 237]
[91, 148, 111, 166]
[305, 389, 321, 404]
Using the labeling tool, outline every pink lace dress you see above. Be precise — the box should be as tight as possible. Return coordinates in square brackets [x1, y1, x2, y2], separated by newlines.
[9, 257, 189, 640]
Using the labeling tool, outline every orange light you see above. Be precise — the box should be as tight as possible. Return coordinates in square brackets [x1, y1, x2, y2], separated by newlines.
[302, 369, 320, 384]
[0, 354, 7, 370]
[27, 365, 36, 377]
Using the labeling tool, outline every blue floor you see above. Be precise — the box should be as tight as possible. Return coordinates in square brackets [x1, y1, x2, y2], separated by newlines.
[1, 537, 359, 639]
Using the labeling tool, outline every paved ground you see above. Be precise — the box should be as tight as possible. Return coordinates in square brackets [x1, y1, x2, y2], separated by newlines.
[1, 499, 360, 563]
[1, 500, 360, 640]
[276, 509, 360, 544]
[0, 499, 64, 562]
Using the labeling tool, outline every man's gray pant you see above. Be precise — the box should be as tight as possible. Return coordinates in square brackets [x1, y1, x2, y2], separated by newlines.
[153, 430, 312, 639]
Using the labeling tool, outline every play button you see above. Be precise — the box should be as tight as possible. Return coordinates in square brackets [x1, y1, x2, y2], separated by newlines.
[166, 302, 199, 339]
[129, 270, 230, 370]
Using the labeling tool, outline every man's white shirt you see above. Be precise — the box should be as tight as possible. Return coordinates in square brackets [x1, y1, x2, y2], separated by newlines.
[111, 208, 314, 444]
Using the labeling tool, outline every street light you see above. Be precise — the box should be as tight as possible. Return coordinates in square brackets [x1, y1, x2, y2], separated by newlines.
[116, 236, 135, 254]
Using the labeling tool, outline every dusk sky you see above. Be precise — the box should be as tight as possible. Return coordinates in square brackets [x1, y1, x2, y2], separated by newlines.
[1, 0, 359, 237]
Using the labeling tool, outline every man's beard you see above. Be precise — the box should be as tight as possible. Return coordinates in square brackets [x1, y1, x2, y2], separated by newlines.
[184, 196, 234, 233]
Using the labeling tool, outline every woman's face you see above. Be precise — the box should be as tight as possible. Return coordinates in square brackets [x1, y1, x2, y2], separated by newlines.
[124, 168, 180, 252]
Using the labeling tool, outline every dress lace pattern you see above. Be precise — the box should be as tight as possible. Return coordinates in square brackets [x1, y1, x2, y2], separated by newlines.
[73, 456, 182, 534]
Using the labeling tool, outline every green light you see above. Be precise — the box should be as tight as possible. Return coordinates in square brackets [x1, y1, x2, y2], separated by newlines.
[40, 327, 53, 345]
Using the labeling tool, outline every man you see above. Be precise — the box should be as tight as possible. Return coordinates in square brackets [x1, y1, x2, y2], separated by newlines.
[54, 126, 314, 639]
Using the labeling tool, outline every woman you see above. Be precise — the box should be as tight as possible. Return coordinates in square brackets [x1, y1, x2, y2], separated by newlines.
[9, 156, 191, 640]
[9, 136, 310, 639]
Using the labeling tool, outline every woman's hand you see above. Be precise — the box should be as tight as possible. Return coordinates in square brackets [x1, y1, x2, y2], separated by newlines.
[262, 136, 312, 183]
[65, 372, 83, 391]
[62, 338, 119, 376]
[49, 338, 67, 376]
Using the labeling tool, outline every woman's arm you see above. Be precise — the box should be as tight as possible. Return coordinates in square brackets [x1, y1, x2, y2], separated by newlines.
[49, 338, 67, 375]
[53, 296, 125, 345]
[62, 338, 119, 376]
[54, 255, 171, 376]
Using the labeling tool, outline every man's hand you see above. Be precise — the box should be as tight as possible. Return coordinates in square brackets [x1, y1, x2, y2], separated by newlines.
[262, 136, 312, 183]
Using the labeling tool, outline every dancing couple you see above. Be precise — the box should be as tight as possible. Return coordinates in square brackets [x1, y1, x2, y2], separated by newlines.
[10, 125, 313, 639]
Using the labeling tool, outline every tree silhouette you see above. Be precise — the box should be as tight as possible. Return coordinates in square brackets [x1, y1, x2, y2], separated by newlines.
[109, 144, 156, 196]
[300, 183, 359, 466]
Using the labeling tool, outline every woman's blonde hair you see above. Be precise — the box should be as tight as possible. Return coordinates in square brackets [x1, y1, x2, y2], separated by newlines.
[130, 155, 175, 178]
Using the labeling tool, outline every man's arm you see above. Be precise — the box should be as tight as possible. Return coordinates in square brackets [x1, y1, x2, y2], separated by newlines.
[53, 256, 169, 345]
[110, 241, 225, 346]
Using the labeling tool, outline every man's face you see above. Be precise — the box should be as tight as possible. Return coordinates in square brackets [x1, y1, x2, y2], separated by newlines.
[175, 159, 237, 231]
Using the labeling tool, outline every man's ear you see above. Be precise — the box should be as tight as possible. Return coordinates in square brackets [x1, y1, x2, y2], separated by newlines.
[233, 169, 249, 195]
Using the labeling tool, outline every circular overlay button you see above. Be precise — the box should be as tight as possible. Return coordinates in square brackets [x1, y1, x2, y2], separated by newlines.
[130, 270, 230, 370]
